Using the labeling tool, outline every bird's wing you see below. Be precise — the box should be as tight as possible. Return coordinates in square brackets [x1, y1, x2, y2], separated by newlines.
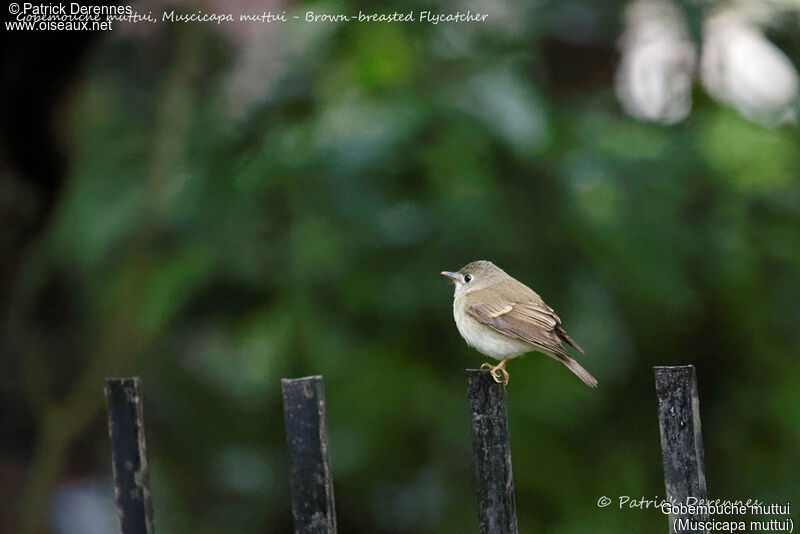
[466, 282, 584, 357]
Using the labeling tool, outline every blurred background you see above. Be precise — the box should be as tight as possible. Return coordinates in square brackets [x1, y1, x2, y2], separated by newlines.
[2, 0, 799, 533]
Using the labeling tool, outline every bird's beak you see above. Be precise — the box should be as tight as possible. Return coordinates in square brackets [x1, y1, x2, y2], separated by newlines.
[440, 271, 459, 282]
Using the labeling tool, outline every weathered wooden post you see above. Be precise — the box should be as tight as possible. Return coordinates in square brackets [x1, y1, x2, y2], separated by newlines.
[105, 377, 155, 534]
[281, 376, 337, 534]
[467, 369, 519, 534]
[654, 365, 708, 534]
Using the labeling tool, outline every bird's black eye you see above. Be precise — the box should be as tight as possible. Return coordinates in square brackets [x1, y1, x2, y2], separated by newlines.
[464, 274, 473, 283]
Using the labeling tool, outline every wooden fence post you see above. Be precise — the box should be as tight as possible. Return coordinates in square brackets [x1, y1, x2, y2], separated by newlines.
[654, 365, 708, 534]
[467, 369, 519, 534]
[281, 376, 337, 534]
[105, 377, 155, 534]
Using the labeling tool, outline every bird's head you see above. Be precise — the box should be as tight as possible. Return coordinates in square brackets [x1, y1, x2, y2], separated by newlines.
[441, 260, 506, 296]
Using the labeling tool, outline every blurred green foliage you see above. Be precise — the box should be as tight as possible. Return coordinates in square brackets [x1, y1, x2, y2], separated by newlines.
[2, 1, 800, 533]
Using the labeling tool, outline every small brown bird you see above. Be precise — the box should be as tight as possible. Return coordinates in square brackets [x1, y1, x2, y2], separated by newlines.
[441, 261, 597, 387]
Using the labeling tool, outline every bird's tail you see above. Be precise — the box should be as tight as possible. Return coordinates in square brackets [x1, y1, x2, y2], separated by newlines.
[558, 354, 597, 388]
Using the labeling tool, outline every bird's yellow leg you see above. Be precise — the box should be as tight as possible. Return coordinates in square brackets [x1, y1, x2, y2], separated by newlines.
[480, 358, 510, 385]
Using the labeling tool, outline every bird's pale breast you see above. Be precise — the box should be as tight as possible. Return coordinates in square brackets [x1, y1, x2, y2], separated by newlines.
[453, 296, 531, 360]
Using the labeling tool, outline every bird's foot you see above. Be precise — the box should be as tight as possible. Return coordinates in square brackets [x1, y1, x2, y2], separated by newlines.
[481, 359, 510, 385]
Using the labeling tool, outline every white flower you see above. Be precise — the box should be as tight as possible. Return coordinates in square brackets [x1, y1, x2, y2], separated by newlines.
[616, 0, 696, 124]
[701, 6, 799, 126]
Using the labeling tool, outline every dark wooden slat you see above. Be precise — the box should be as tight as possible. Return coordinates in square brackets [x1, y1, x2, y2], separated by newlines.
[467, 369, 519, 534]
[281, 376, 337, 534]
[654, 365, 708, 534]
[104, 377, 155, 534]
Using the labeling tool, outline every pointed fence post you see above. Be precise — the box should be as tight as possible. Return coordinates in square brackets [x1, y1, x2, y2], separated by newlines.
[281, 376, 337, 534]
[105, 377, 155, 534]
[467, 369, 519, 534]
[654, 365, 708, 534]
